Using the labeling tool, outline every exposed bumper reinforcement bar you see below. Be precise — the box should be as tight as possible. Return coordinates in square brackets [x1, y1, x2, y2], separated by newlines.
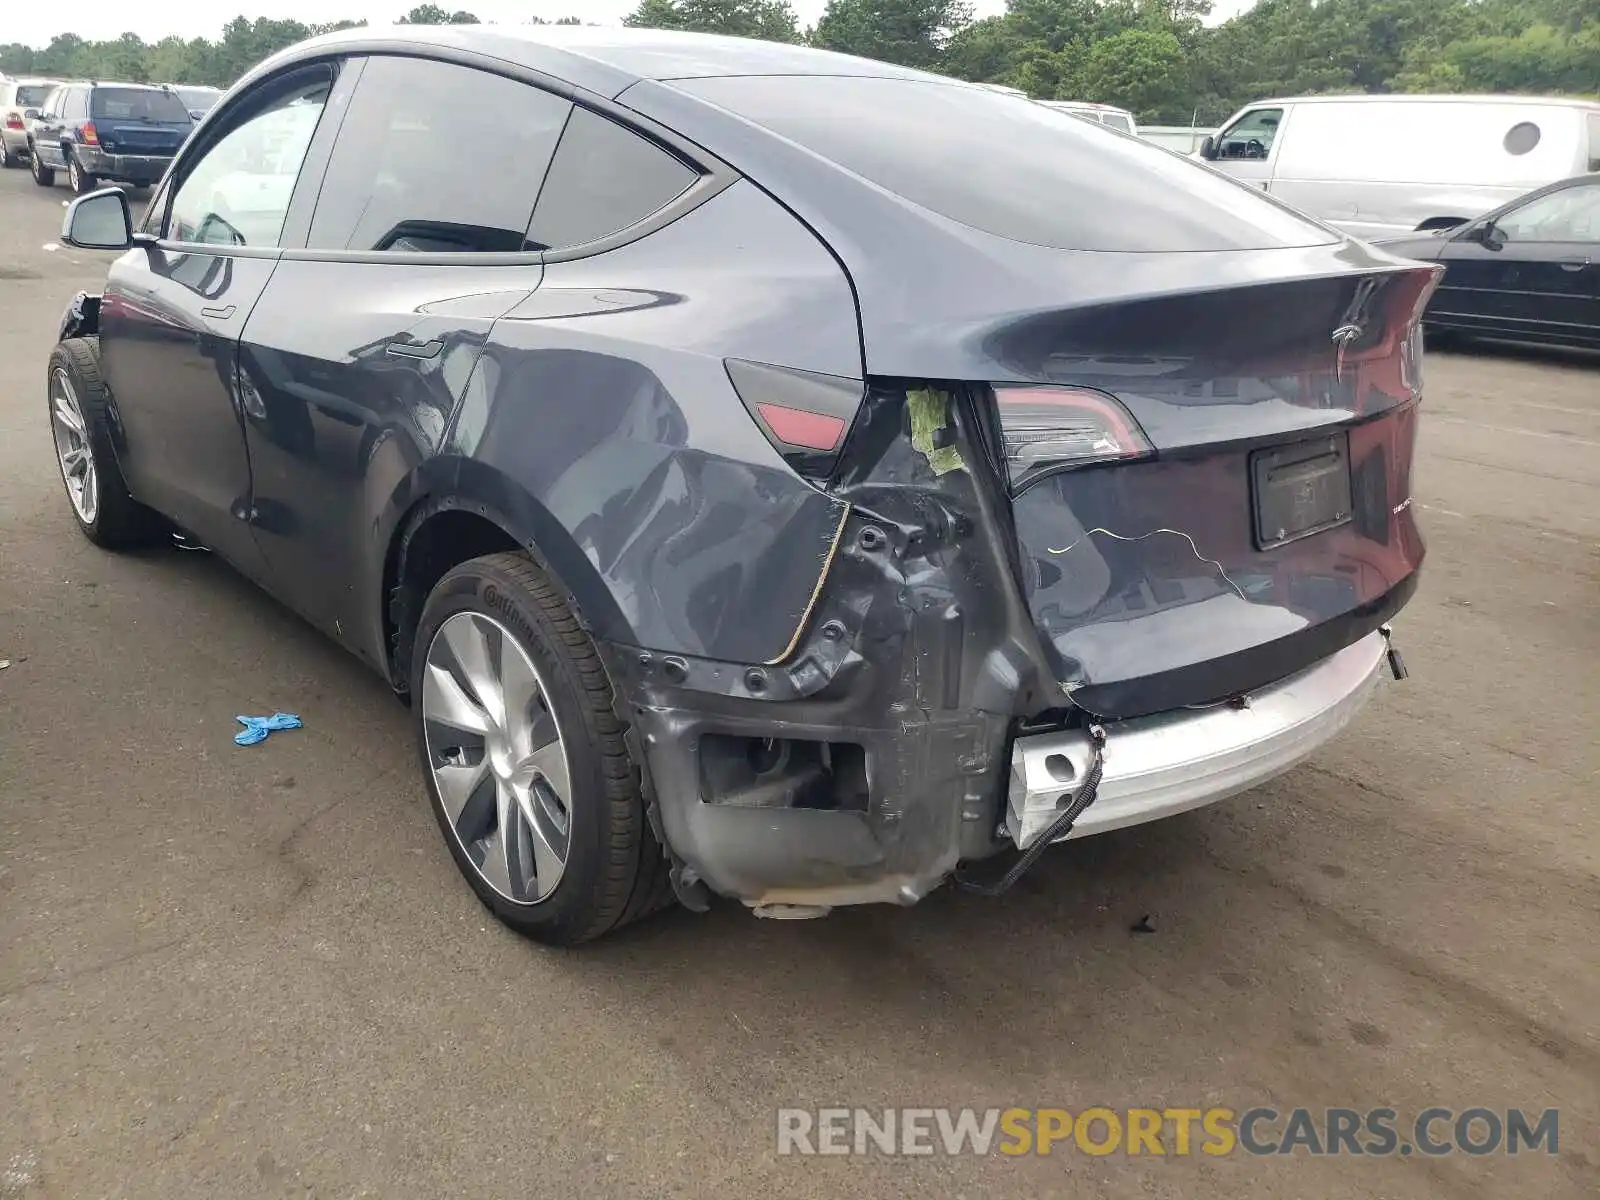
[1007, 631, 1389, 849]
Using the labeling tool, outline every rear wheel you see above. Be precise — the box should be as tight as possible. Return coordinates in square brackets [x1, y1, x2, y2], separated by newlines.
[67, 151, 96, 195]
[411, 552, 673, 945]
[29, 144, 54, 186]
[0, 140, 17, 169]
[47, 338, 167, 548]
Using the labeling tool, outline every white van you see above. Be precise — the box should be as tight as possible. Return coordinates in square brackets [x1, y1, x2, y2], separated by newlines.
[1037, 100, 1139, 137]
[1198, 94, 1600, 239]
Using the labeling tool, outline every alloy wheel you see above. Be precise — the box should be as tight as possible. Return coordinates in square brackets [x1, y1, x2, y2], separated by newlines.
[68, 156, 82, 191]
[50, 368, 98, 524]
[422, 611, 573, 904]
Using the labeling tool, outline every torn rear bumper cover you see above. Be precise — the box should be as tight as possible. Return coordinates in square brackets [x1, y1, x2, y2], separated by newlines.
[1008, 631, 1387, 850]
[604, 621, 1396, 913]
[597, 380, 1418, 913]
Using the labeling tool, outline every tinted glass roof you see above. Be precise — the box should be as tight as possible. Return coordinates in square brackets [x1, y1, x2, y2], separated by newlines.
[296, 25, 938, 85]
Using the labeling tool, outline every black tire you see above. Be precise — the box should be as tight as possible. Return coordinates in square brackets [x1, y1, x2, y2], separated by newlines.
[29, 143, 54, 186]
[411, 551, 674, 945]
[0, 140, 17, 169]
[46, 338, 167, 548]
[68, 151, 96, 196]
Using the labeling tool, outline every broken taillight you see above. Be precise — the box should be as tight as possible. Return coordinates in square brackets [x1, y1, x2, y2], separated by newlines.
[992, 384, 1152, 489]
[726, 358, 865, 483]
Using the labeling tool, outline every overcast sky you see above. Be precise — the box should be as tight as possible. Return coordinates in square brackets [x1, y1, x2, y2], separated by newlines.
[9, 1, 1256, 49]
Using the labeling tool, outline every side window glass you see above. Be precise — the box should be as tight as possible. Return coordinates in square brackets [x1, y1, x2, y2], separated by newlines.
[167, 75, 329, 248]
[526, 106, 699, 251]
[1587, 114, 1599, 173]
[1218, 108, 1282, 160]
[70, 90, 89, 120]
[308, 57, 570, 253]
[1496, 185, 1600, 243]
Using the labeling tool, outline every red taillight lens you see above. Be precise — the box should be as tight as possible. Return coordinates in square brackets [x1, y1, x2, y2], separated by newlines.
[992, 384, 1152, 489]
[727, 359, 864, 482]
[753, 402, 847, 452]
[3, 115, 22, 130]
[81, 121, 98, 145]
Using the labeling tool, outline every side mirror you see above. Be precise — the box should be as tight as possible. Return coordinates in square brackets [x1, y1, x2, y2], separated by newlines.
[22, 108, 41, 121]
[62, 188, 134, 251]
[1198, 135, 1217, 160]
[1467, 220, 1506, 250]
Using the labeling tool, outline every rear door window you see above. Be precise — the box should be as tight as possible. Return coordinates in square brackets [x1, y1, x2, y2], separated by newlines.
[525, 106, 699, 251]
[307, 56, 570, 253]
[91, 88, 191, 123]
[677, 76, 1333, 252]
[63, 89, 88, 121]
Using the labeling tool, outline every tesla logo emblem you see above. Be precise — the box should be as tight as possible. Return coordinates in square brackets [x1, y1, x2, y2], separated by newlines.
[1331, 323, 1363, 381]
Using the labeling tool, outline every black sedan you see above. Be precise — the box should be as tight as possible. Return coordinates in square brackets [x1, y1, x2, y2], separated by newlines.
[47, 26, 1434, 943]
[1376, 173, 1600, 350]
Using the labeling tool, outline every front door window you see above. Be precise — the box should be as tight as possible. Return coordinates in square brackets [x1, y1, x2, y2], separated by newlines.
[167, 78, 329, 249]
[1217, 108, 1283, 161]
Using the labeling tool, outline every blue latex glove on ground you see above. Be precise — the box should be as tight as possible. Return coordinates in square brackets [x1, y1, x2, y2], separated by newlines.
[234, 712, 303, 746]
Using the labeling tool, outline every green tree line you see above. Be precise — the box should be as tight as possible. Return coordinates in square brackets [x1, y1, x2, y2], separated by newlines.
[3, 0, 1595, 125]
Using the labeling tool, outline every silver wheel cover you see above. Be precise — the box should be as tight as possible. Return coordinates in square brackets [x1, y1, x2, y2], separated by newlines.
[50, 368, 99, 524]
[422, 611, 573, 904]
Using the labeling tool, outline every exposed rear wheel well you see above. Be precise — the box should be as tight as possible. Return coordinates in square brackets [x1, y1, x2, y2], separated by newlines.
[384, 506, 522, 694]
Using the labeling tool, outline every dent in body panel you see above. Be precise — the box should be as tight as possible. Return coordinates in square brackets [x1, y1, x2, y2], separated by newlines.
[1007, 268, 1431, 716]
[236, 258, 540, 659]
[605, 383, 1068, 908]
[463, 180, 860, 665]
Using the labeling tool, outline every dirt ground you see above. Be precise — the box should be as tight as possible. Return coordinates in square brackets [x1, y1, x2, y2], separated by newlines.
[1, 165, 1595, 1199]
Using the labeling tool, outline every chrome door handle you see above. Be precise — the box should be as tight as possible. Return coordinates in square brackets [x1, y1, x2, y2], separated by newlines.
[385, 338, 443, 360]
[200, 304, 236, 318]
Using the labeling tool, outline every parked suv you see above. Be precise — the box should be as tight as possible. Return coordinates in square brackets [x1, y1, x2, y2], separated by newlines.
[172, 84, 225, 121]
[30, 81, 193, 193]
[47, 27, 1434, 945]
[1, 77, 59, 168]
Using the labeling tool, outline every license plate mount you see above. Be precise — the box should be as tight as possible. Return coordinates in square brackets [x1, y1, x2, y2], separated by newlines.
[1251, 433, 1353, 550]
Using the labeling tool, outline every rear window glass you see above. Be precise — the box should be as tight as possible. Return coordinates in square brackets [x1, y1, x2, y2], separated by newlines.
[15, 85, 53, 107]
[308, 56, 570, 253]
[677, 76, 1335, 253]
[526, 106, 699, 250]
[91, 88, 192, 123]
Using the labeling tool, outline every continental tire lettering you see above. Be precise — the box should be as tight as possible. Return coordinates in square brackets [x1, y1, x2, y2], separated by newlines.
[482, 582, 527, 635]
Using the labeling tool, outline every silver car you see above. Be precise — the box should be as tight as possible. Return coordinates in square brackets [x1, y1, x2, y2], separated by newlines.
[1, 78, 59, 169]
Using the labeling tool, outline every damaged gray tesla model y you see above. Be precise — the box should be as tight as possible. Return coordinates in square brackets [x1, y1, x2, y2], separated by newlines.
[47, 26, 1437, 943]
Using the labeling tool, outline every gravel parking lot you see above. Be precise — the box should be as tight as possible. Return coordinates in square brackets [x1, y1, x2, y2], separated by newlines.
[1, 166, 1595, 1199]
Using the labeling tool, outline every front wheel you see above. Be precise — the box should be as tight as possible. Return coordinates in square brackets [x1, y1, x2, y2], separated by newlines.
[67, 152, 96, 195]
[411, 552, 674, 945]
[47, 338, 167, 547]
[29, 144, 54, 186]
